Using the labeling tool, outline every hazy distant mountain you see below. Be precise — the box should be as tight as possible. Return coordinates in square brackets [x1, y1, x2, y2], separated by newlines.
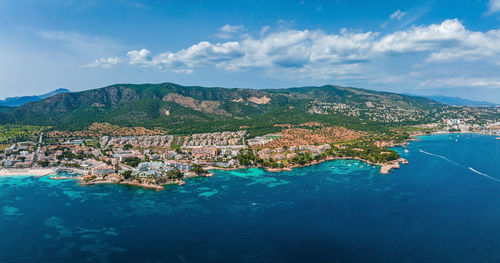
[0, 82, 444, 134]
[425, 95, 497, 106]
[0, 88, 70, 107]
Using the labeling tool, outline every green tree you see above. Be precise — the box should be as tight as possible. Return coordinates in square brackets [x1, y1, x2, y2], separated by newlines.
[122, 170, 132, 179]
[122, 157, 141, 167]
[192, 164, 207, 175]
[123, 144, 133, 150]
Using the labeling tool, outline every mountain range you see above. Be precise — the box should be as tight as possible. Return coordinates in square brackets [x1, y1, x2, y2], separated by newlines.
[0, 83, 446, 135]
[0, 88, 70, 107]
[424, 95, 497, 106]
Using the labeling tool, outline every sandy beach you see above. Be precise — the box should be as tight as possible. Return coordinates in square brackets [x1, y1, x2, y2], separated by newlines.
[0, 168, 56, 177]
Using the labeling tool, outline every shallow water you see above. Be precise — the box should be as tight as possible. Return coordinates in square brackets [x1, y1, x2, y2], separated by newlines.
[1, 133, 500, 262]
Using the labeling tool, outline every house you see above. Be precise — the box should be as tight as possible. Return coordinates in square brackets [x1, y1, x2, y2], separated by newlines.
[113, 151, 145, 162]
[191, 146, 218, 159]
[164, 150, 177, 160]
[166, 161, 193, 172]
[215, 162, 230, 168]
[92, 166, 115, 176]
[228, 159, 239, 167]
[14, 161, 32, 168]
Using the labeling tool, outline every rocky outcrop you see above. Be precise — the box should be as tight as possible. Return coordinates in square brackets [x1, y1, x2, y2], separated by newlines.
[248, 96, 271, 104]
[163, 93, 230, 116]
[380, 158, 408, 174]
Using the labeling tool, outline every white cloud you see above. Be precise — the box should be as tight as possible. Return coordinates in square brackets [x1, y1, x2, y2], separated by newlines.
[373, 19, 500, 64]
[126, 19, 500, 72]
[126, 42, 243, 72]
[86, 19, 500, 91]
[215, 24, 244, 39]
[260, 25, 271, 35]
[390, 9, 407, 20]
[486, 0, 500, 14]
[421, 77, 500, 89]
[81, 57, 122, 68]
[373, 19, 467, 53]
[127, 49, 152, 64]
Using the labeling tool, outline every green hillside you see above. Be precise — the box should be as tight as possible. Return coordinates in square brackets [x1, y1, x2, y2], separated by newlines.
[0, 82, 445, 135]
[0, 105, 14, 113]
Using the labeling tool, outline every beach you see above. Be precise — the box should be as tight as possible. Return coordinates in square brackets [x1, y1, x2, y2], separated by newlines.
[0, 168, 55, 177]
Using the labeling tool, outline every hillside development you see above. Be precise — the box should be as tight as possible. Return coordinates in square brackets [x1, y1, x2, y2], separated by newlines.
[257, 126, 365, 149]
[1, 82, 500, 190]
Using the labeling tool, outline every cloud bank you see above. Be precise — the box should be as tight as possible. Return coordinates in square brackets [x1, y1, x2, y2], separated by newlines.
[85, 19, 500, 88]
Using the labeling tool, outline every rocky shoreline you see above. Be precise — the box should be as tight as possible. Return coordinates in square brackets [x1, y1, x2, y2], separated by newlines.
[208, 155, 409, 175]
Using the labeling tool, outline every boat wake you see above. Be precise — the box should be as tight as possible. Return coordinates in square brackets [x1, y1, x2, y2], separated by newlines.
[418, 150, 465, 168]
[468, 167, 500, 183]
[419, 149, 500, 183]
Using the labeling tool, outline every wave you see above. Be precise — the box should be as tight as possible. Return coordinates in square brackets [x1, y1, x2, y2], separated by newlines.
[419, 149, 500, 183]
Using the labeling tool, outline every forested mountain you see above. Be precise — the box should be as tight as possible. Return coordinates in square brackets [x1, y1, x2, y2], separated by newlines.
[0, 83, 445, 134]
[0, 88, 70, 107]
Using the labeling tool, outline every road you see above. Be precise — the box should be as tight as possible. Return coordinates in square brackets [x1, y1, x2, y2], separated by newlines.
[32, 132, 44, 167]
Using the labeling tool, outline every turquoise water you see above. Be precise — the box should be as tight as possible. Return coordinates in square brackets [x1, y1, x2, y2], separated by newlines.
[2, 133, 500, 262]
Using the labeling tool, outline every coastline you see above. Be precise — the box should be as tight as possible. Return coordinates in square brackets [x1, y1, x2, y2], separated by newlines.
[2, 133, 446, 187]
[208, 155, 408, 175]
[0, 168, 55, 177]
[262, 156, 408, 174]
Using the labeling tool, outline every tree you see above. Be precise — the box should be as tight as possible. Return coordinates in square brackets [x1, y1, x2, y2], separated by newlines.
[122, 170, 132, 179]
[237, 148, 255, 166]
[123, 144, 133, 150]
[192, 164, 207, 175]
[167, 169, 183, 179]
[37, 160, 49, 167]
[123, 157, 141, 168]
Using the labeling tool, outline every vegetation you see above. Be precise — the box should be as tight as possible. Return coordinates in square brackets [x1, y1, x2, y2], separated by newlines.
[122, 170, 133, 179]
[0, 124, 47, 143]
[333, 140, 400, 164]
[0, 82, 449, 135]
[166, 169, 183, 179]
[192, 164, 207, 176]
[123, 144, 133, 150]
[56, 151, 77, 161]
[122, 157, 141, 168]
[36, 160, 50, 167]
[237, 148, 256, 166]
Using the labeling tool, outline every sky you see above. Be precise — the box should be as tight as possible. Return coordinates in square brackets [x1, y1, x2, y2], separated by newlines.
[1, 0, 500, 102]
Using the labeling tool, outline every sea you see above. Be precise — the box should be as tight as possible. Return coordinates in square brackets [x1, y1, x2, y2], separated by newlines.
[2, 133, 500, 262]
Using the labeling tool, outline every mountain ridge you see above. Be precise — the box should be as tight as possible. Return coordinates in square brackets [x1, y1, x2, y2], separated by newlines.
[424, 95, 497, 106]
[0, 82, 445, 135]
[0, 88, 70, 107]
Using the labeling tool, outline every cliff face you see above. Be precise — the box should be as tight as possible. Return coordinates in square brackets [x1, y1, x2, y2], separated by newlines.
[0, 82, 445, 133]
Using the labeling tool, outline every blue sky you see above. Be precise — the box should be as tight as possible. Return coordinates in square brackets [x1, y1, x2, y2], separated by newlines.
[2, 0, 500, 101]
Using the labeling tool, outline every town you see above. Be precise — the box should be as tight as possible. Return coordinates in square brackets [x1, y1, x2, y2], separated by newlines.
[2, 109, 500, 190]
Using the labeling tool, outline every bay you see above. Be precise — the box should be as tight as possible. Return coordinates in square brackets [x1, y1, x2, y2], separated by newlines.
[1, 133, 500, 262]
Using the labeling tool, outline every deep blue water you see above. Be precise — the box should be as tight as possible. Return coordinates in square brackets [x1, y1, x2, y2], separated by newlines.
[2, 133, 500, 262]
